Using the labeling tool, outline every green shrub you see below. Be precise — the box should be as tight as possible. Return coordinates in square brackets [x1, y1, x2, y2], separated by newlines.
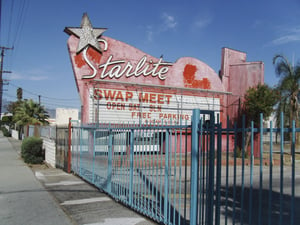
[0, 126, 11, 137]
[21, 137, 44, 164]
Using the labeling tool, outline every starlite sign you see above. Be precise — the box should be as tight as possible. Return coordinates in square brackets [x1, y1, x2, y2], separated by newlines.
[65, 13, 225, 124]
[64, 14, 172, 81]
[97, 55, 172, 80]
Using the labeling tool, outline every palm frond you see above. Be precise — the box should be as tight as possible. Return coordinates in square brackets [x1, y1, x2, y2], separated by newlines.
[273, 54, 294, 78]
[273, 54, 300, 128]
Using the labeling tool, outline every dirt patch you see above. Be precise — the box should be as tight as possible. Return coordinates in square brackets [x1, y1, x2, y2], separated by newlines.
[28, 162, 51, 171]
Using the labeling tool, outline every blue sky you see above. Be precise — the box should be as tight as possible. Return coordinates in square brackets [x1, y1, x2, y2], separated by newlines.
[1, 0, 300, 110]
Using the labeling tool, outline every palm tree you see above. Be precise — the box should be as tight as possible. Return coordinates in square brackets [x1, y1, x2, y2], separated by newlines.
[273, 54, 300, 144]
[17, 87, 23, 101]
[13, 99, 49, 126]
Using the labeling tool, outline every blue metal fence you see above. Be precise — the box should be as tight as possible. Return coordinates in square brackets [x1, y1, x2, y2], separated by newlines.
[71, 110, 299, 225]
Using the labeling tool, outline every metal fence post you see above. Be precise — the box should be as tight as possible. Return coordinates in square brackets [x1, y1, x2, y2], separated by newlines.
[92, 129, 95, 183]
[107, 127, 113, 193]
[129, 129, 134, 206]
[67, 117, 72, 173]
[207, 112, 215, 225]
[190, 109, 200, 225]
[279, 112, 284, 225]
[164, 128, 170, 224]
[258, 113, 263, 225]
[79, 126, 82, 176]
[215, 122, 222, 225]
[291, 120, 295, 225]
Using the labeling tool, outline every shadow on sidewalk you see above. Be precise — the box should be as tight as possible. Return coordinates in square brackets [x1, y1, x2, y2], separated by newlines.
[220, 186, 300, 225]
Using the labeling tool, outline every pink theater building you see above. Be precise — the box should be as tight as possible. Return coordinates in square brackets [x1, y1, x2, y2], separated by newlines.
[65, 14, 263, 154]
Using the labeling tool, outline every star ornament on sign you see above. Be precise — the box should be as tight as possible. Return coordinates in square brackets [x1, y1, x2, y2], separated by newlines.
[64, 13, 107, 54]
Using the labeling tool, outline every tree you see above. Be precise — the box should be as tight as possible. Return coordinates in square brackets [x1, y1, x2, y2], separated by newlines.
[273, 54, 300, 143]
[243, 84, 278, 127]
[6, 87, 23, 116]
[6, 100, 22, 115]
[1, 114, 13, 127]
[17, 87, 23, 101]
[13, 99, 49, 126]
[240, 84, 278, 156]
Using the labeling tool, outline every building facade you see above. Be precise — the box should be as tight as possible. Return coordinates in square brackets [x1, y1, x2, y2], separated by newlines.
[65, 14, 264, 128]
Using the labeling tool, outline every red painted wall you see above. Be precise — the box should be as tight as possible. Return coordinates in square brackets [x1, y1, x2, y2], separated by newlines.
[220, 48, 264, 125]
[220, 48, 264, 156]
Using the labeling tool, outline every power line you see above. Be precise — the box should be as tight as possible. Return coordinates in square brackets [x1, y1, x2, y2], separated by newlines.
[0, 0, 2, 45]
[0, 46, 13, 115]
[2, 92, 80, 109]
[3, 92, 16, 98]
[7, 0, 14, 47]
[2, 0, 29, 47]
[9, 82, 79, 101]
[5, 83, 81, 110]
[41, 102, 80, 109]
[41, 95, 80, 101]
[1, 0, 30, 69]
[11, 0, 29, 48]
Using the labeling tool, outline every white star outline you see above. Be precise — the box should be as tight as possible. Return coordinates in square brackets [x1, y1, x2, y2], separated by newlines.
[64, 13, 108, 54]
[65, 13, 108, 78]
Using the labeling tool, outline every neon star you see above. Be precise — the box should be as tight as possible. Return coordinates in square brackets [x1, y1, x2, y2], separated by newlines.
[64, 13, 107, 54]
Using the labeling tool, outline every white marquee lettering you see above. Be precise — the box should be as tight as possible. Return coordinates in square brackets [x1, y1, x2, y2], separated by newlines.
[96, 55, 172, 80]
[99, 56, 125, 79]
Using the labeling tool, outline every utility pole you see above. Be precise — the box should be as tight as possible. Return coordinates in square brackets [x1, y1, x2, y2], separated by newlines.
[0, 46, 13, 117]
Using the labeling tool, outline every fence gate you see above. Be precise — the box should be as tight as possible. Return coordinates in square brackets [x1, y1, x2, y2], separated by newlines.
[56, 126, 69, 170]
[190, 109, 222, 225]
[70, 109, 299, 225]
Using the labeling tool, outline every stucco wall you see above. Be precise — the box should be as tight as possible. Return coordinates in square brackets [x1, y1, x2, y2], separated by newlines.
[42, 137, 56, 168]
[11, 129, 19, 140]
[220, 48, 264, 124]
[56, 108, 79, 125]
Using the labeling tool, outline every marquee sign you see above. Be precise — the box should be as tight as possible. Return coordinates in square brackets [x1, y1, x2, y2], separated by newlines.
[65, 14, 226, 124]
[90, 88, 220, 124]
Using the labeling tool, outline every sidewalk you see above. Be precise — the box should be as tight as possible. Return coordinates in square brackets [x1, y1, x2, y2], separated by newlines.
[1, 134, 156, 225]
[0, 134, 74, 225]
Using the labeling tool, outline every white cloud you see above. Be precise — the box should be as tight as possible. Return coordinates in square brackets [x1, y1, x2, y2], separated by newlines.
[145, 13, 177, 42]
[161, 12, 177, 30]
[194, 15, 212, 29]
[270, 26, 300, 45]
[9, 71, 49, 81]
[146, 25, 154, 42]
[252, 20, 262, 29]
[28, 76, 48, 81]
[9, 73, 24, 80]
[271, 35, 300, 45]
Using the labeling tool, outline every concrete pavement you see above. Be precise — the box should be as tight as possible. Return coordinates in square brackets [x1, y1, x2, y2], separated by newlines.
[0, 134, 156, 225]
[0, 133, 74, 225]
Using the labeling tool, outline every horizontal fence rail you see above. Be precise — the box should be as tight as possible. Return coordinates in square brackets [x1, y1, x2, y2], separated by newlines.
[70, 110, 299, 225]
